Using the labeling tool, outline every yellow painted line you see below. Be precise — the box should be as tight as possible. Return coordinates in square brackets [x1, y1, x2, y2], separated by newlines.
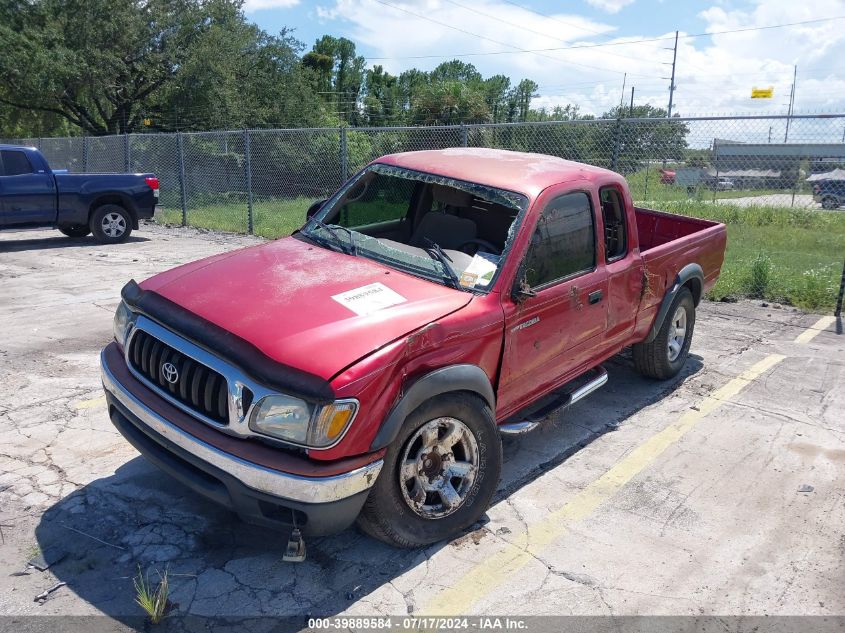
[422, 353, 786, 616]
[793, 315, 835, 344]
[74, 396, 106, 410]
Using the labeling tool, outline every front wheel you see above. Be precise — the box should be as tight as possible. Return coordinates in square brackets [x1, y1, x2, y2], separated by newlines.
[90, 204, 133, 244]
[358, 393, 502, 547]
[632, 287, 695, 380]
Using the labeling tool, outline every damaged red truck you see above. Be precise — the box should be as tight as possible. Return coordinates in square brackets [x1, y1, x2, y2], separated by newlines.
[101, 149, 726, 548]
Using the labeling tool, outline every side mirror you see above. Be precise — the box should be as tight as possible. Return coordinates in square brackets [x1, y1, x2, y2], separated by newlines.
[511, 269, 537, 303]
[306, 199, 327, 220]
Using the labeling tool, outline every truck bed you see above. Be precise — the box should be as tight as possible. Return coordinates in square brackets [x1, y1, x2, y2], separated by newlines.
[635, 206, 722, 252]
[634, 206, 727, 331]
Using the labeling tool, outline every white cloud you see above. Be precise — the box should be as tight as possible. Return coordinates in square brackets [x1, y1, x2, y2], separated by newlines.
[314, 0, 845, 117]
[585, 0, 635, 14]
[243, 0, 299, 12]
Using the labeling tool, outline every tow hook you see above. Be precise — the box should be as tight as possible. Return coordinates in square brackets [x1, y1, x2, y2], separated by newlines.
[283, 528, 307, 563]
[283, 511, 307, 563]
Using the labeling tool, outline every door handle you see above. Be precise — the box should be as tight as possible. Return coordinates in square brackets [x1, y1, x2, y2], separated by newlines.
[588, 290, 603, 304]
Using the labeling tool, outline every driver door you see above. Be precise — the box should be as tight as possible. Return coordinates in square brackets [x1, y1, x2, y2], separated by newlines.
[497, 187, 608, 418]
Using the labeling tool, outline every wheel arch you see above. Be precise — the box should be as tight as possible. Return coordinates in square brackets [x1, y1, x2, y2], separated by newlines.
[369, 364, 495, 452]
[89, 195, 138, 229]
[643, 263, 703, 344]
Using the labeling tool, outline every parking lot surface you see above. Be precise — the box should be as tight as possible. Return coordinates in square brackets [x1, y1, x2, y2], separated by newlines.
[0, 224, 842, 629]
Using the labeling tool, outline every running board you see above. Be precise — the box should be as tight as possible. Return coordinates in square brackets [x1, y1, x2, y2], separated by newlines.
[498, 366, 608, 436]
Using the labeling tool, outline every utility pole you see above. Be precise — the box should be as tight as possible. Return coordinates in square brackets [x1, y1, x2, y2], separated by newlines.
[630, 86, 635, 117]
[619, 73, 627, 108]
[667, 30, 678, 118]
[784, 65, 797, 142]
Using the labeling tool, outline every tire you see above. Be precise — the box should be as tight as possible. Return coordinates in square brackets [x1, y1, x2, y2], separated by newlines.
[357, 392, 502, 548]
[58, 224, 91, 238]
[632, 287, 695, 380]
[821, 196, 839, 210]
[90, 204, 133, 244]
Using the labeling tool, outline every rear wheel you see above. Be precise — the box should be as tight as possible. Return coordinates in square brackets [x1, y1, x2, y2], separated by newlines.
[632, 287, 695, 380]
[358, 393, 501, 547]
[58, 224, 91, 238]
[90, 204, 132, 243]
[821, 196, 839, 210]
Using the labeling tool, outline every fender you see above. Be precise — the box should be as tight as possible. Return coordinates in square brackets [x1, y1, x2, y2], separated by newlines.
[369, 364, 496, 451]
[644, 263, 703, 344]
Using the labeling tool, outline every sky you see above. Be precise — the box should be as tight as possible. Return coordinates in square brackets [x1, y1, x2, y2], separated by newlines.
[242, 0, 845, 118]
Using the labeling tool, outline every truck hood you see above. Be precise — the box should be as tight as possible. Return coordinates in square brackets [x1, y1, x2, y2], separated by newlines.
[140, 236, 472, 380]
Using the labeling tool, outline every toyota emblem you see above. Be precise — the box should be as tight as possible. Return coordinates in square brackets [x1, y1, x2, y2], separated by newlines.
[161, 362, 179, 384]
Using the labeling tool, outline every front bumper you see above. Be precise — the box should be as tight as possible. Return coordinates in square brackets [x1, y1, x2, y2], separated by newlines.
[101, 345, 382, 535]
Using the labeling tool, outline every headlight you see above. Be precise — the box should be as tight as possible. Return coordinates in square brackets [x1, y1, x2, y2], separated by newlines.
[113, 301, 133, 348]
[249, 396, 358, 448]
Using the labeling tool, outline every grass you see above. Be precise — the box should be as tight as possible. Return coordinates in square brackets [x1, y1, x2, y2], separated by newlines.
[662, 201, 844, 312]
[624, 168, 806, 204]
[153, 196, 844, 313]
[133, 566, 170, 624]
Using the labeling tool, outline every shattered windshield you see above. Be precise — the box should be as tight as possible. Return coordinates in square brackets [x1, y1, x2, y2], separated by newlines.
[301, 164, 528, 292]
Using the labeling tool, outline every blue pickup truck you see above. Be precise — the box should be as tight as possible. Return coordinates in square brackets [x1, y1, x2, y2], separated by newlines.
[0, 145, 158, 243]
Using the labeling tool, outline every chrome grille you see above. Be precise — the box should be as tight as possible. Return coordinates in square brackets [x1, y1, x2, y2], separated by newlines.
[128, 329, 229, 424]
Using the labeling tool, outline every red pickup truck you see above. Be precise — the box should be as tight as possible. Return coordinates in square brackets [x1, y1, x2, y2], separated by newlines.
[101, 149, 726, 548]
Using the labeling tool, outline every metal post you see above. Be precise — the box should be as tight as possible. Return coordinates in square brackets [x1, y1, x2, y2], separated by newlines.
[243, 129, 254, 235]
[712, 162, 718, 203]
[644, 161, 649, 199]
[124, 133, 131, 172]
[37, 137, 42, 150]
[610, 119, 622, 171]
[784, 65, 797, 143]
[835, 259, 845, 317]
[340, 126, 348, 183]
[460, 124, 468, 147]
[177, 132, 188, 227]
[82, 135, 89, 173]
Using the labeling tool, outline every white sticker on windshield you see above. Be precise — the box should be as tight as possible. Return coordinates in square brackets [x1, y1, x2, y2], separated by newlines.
[331, 283, 407, 316]
[461, 253, 500, 287]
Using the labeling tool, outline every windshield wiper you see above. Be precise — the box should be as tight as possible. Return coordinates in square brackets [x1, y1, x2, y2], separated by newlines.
[333, 224, 358, 255]
[423, 238, 461, 289]
[306, 217, 355, 255]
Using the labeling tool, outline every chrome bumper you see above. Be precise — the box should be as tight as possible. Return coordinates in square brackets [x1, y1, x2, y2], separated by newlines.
[101, 349, 382, 504]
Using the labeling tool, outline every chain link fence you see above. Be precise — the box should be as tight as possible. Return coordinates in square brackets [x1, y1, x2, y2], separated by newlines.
[4, 114, 844, 310]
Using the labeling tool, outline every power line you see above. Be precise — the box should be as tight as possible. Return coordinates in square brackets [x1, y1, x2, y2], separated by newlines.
[499, 0, 611, 36]
[369, 0, 660, 77]
[440, 0, 655, 67]
[367, 13, 845, 61]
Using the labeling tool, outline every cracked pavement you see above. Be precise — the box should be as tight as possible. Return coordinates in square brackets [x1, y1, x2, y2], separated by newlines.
[0, 224, 843, 629]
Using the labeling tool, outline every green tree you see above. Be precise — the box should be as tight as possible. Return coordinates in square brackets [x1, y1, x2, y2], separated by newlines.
[363, 65, 400, 126]
[506, 79, 538, 122]
[410, 81, 490, 125]
[603, 104, 690, 168]
[309, 35, 366, 124]
[0, 0, 205, 134]
[0, 0, 324, 135]
[482, 75, 511, 123]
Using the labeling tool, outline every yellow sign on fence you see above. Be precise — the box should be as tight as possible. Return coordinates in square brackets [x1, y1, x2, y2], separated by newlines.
[751, 87, 774, 99]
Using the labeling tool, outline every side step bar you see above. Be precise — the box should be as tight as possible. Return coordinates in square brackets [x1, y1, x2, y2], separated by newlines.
[498, 366, 608, 436]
